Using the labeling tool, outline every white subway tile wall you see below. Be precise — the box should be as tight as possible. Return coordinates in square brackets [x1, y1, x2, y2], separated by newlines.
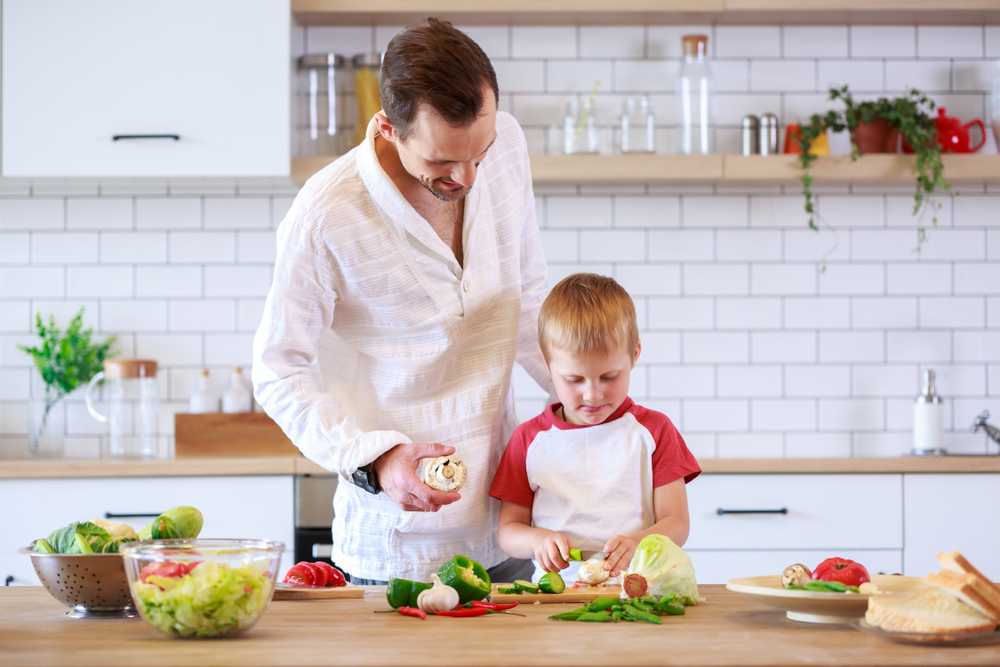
[1, 22, 998, 459]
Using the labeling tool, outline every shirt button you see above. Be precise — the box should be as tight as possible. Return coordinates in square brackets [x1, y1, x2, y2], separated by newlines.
[463, 280, 470, 292]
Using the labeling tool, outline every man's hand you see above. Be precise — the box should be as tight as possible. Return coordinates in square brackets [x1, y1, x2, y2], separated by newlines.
[603, 535, 637, 577]
[533, 530, 572, 573]
[373, 443, 461, 512]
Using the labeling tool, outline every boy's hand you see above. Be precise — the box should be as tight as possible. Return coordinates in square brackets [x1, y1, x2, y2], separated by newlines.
[603, 535, 637, 577]
[534, 531, 572, 572]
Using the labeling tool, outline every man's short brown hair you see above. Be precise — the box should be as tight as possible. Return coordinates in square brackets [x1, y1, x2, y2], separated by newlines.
[380, 18, 499, 142]
[538, 273, 639, 362]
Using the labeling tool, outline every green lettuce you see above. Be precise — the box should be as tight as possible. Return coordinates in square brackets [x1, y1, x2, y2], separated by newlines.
[34, 521, 134, 554]
[626, 534, 699, 606]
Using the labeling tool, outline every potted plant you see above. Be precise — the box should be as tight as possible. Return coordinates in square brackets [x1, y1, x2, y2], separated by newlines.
[17, 309, 116, 457]
[795, 86, 948, 243]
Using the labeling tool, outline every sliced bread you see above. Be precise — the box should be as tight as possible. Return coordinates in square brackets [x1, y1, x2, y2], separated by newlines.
[866, 587, 997, 634]
[925, 570, 1000, 623]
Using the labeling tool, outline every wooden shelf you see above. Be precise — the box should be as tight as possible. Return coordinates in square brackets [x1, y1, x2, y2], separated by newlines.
[292, 0, 1000, 25]
[291, 153, 1000, 187]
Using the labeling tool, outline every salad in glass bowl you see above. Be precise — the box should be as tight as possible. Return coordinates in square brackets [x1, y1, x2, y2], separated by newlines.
[120, 539, 284, 638]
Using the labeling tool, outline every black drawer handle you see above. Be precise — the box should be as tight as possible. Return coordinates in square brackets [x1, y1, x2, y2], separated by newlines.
[104, 512, 162, 519]
[717, 508, 788, 515]
[112, 134, 180, 141]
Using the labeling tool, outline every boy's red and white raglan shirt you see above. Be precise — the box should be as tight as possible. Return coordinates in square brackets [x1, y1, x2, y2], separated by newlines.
[489, 397, 700, 582]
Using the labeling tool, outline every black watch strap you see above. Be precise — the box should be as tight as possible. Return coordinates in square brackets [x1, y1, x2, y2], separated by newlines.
[352, 463, 381, 495]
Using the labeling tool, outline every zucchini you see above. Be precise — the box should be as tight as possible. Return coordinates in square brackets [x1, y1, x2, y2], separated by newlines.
[514, 579, 539, 594]
[496, 585, 522, 595]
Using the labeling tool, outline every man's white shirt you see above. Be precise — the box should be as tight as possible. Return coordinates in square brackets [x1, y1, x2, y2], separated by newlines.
[253, 112, 551, 581]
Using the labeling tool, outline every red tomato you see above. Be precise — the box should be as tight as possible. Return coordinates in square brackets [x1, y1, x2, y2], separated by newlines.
[139, 561, 194, 583]
[812, 558, 870, 587]
[315, 561, 346, 588]
[283, 562, 317, 586]
[302, 562, 327, 587]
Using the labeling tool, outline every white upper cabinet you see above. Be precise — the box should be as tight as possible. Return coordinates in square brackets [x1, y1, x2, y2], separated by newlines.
[2, 0, 290, 177]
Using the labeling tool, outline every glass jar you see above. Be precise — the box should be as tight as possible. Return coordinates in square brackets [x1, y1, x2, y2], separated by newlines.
[621, 96, 655, 154]
[677, 34, 715, 155]
[353, 52, 382, 147]
[85, 359, 160, 459]
[296, 53, 345, 157]
[28, 381, 66, 458]
[563, 98, 599, 155]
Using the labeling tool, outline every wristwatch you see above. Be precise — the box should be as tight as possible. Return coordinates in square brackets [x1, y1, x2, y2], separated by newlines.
[352, 463, 381, 495]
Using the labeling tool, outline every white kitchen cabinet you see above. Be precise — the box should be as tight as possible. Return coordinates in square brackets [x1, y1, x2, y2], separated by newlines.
[0, 476, 294, 585]
[903, 473, 1000, 578]
[1, 0, 289, 178]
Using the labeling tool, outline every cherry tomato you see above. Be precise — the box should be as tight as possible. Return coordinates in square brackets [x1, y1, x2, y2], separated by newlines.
[812, 557, 870, 587]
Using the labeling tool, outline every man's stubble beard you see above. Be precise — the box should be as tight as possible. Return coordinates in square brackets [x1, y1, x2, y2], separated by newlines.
[421, 177, 471, 203]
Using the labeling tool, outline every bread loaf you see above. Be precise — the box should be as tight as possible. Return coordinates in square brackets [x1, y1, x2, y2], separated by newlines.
[925, 570, 1000, 623]
[866, 587, 997, 634]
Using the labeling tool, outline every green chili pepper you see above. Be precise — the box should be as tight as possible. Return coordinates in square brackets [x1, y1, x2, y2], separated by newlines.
[588, 596, 618, 612]
[577, 611, 613, 623]
[625, 608, 663, 624]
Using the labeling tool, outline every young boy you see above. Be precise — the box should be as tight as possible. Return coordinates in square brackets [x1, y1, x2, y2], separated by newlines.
[489, 273, 701, 583]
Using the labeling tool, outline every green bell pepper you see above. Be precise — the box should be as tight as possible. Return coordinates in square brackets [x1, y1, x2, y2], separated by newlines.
[386, 578, 433, 609]
[437, 555, 491, 603]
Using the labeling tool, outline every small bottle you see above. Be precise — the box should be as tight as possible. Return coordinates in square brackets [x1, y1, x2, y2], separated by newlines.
[562, 100, 578, 155]
[621, 96, 655, 154]
[189, 369, 219, 414]
[222, 366, 252, 414]
[913, 369, 945, 455]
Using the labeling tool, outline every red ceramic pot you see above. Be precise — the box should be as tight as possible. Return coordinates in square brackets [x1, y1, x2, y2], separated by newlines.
[851, 119, 899, 154]
[902, 107, 986, 154]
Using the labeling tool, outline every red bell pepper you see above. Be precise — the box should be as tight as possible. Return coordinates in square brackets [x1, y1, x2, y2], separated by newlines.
[812, 558, 870, 587]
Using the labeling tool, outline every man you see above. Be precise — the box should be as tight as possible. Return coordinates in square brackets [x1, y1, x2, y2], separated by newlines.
[253, 18, 552, 585]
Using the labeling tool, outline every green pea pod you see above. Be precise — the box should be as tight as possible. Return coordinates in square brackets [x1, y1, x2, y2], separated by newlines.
[588, 596, 619, 612]
[660, 602, 686, 616]
[611, 610, 624, 622]
[625, 609, 663, 624]
[549, 611, 585, 621]
[630, 599, 653, 613]
[577, 611, 613, 623]
[658, 592, 676, 605]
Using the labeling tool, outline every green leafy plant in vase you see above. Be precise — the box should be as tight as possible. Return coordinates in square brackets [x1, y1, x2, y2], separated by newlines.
[17, 309, 116, 457]
[795, 86, 949, 246]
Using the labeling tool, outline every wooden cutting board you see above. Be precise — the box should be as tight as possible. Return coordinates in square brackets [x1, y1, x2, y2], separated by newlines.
[272, 582, 366, 601]
[488, 583, 622, 604]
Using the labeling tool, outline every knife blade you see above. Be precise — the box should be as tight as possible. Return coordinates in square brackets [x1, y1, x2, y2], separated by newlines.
[579, 551, 609, 561]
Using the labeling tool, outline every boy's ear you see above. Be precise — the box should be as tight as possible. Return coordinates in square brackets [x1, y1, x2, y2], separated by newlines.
[632, 339, 642, 367]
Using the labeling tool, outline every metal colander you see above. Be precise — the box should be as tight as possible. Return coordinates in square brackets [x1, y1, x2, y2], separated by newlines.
[18, 545, 137, 618]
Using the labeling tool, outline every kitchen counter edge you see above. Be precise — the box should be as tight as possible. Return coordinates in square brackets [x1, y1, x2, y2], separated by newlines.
[2, 455, 1000, 479]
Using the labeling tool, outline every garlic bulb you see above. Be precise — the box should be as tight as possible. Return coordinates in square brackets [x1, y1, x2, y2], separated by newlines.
[416, 573, 460, 613]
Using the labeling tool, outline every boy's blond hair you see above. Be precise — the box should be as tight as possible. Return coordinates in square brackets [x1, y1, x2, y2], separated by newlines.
[538, 273, 638, 361]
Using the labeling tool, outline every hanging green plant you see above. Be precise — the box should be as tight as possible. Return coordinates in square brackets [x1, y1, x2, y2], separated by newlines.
[795, 86, 949, 243]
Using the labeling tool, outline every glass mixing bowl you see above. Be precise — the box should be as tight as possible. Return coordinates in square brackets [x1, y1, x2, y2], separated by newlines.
[120, 538, 284, 638]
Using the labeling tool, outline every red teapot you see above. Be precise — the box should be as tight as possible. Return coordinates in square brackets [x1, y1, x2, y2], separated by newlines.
[903, 107, 985, 153]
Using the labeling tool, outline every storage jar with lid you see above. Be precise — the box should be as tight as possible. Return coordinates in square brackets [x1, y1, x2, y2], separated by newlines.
[677, 34, 715, 155]
[85, 359, 160, 459]
[353, 52, 382, 147]
[296, 53, 346, 157]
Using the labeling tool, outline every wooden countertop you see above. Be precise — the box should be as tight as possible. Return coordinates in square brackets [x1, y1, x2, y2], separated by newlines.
[2, 586, 998, 667]
[2, 455, 1000, 479]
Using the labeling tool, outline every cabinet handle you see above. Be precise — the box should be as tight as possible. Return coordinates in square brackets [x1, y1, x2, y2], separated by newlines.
[716, 508, 788, 515]
[112, 134, 180, 141]
[104, 512, 162, 519]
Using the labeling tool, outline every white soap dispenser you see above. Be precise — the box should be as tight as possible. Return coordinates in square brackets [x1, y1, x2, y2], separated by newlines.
[189, 369, 220, 414]
[222, 366, 252, 413]
[912, 369, 945, 456]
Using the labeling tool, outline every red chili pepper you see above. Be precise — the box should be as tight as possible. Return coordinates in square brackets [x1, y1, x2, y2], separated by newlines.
[470, 601, 518, 611]
[434, 607, 489, 617]
[398, 606, 426, 620]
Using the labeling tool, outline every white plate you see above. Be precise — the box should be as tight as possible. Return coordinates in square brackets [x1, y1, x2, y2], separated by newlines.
[726, 574, 926, 624]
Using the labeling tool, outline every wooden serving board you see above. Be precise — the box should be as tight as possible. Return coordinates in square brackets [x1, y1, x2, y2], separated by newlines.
[272, 582, 366, 601]
[488, 583, 622, 604]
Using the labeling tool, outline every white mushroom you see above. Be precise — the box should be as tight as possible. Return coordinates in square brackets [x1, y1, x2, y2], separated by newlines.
[423, 456, 467, 492]
[578, 558, 610, 585]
